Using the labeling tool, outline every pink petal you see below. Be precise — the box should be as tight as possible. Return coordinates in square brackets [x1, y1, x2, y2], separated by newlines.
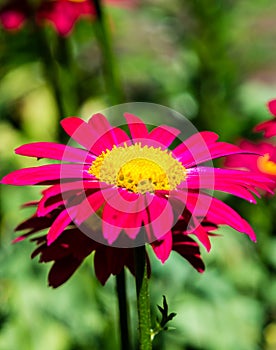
[47, 208, 75, 245]
[102, 202, 143, 243]
[268, 99, 276, 116]
[60, 117, 97, 151]
[189, 218, 211, 251]
[254, 119, 276, 138]
[124, 113, 149, 140]
[15, 142, 94, 163]
[38, 194, 64, 216]
[183, 167, 273, 199]
[74, 188, 112, 225]
[88, 113, 130, 149]
[152, 231, 172, 263]
[147, 125, 180, 148]
[173, 131, 218, 159]
[205, 196, 256, 241]
[38, 180, 102, 215]
[144, 194, 174, 241]
[1, 164, 91, 186]
[102, 220, 122, 245]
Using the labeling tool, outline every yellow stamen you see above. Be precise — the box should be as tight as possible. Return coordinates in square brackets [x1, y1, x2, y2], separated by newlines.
[257, 153, 276, 175]
[89, 143, 186, 194]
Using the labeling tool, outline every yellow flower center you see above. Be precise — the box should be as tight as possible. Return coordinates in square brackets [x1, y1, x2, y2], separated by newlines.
[257, 153, 276, 175]
[89, 143, 186, 194]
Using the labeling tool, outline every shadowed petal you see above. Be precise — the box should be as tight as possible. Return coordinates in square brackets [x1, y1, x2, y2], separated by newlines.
[47, 208, 75, 245]
[172, 234, 205, 272]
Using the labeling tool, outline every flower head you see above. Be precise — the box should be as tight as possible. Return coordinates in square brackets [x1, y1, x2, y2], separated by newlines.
[0, 0, 134, 36]
[254, 99, 276, 138]
[2, 112, 272, 271]
[36, 0, 96, 36]
[225, 140, 276, 193]
[0, 0, 30, 31]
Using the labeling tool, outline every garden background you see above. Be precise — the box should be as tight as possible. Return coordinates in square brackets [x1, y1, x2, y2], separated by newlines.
[0, 1, 276, 349]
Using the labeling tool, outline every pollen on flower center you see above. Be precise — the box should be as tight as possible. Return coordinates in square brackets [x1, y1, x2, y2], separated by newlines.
[88, 143, 186, 194]
[257, 153, 276, 175]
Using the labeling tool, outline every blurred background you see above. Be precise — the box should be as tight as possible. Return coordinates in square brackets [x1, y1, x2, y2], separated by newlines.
[0, 0, 276, 349]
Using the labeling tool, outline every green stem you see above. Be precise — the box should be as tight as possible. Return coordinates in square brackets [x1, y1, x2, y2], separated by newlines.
[35, 27, 68, 142]
[135, 246, 152, 350]
[115, 270, 131, 350]
[92, 0, 124, 104]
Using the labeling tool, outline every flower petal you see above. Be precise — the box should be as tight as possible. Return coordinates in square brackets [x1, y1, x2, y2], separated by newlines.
[183, 167, 273, 200]
[254, 119, 276, 138]
[124, 112, 149, 140]
[173, 131, 218, 159]
[1, 164, 91, 185]
[172, 234, 205, 272]
[152, 231, 172, 263]
[206, 196, 256, 241]
[88, 113, 130, 149]
[73, 187, 113, 226]
[147, 125, 180, 148]
[47, 208, 75, 245]
[143, 194, 174, 241]
[15, 142, 94, 163]
[268, 99, 276, 116]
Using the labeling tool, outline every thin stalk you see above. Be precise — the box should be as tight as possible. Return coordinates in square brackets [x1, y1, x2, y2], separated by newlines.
[116, 270, 131, 350]
[135, 246, 152, 350]
[92, 0, 124, 104]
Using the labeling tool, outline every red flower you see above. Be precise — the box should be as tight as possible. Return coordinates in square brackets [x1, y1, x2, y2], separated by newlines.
[254, 99, 276, 138]
[0, 0, 30, 31]
[36, 0, 96, 36]
[225, 141, 276, 193]
[0, 0, 134, 36]
[2, 113, 272, 268]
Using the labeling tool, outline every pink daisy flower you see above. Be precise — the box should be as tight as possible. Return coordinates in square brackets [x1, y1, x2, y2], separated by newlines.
[0, 0, 135, 36]
[0, 0, 30, 31]
[225, 141, 276, 193]
[14, 202, 208, 287]
[254, 99, 276, 138]
[2, 113, 272, 265]
[36, 0, 96, 36]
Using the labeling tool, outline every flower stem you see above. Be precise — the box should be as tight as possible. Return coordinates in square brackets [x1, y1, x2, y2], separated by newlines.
[135, 246, 152, 350]
[92, 0, 124, 104]
[115, 269, 131, 350]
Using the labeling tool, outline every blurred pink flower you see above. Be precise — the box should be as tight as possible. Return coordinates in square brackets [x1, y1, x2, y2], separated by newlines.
[0, 0, 135, 35]
[225, 140, 276, 193]
[254, 99, 276, 138]
[0, 0, 30, 31]
[36, 0, 96, 36]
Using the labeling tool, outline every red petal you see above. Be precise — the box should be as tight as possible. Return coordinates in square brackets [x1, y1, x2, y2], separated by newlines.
[152, 231, 172, 263]
[15, 142, 93, 163]
[124, 113, 149, 140]
[47, 208, 75, 245]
